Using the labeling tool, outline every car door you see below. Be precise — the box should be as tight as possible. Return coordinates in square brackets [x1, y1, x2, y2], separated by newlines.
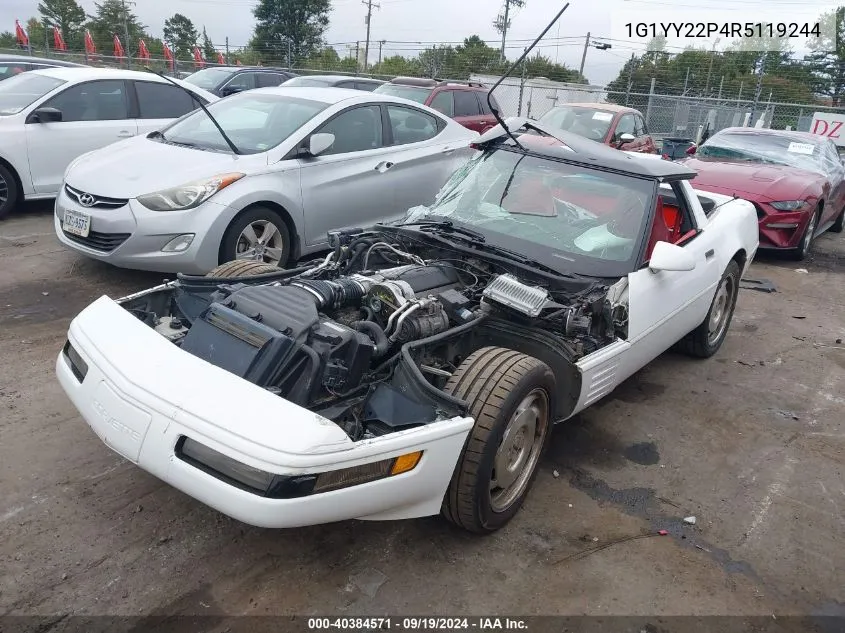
[383, 104, 464, 216]
[624, 182, 722, 373]
[452, 90, 485, 132]
[429, 90, 454, 118]
[475, 92, 498, 132]
[220, 72, 257, 97]
[298, 104, 399, 247]
[132, 80, 205, 134]
[634, 113, 656, 153]
[819, 140, 845, 224]
[615, 114, 642, 152]
[25, 79, 136, 195]
[256, 72, 287, 89]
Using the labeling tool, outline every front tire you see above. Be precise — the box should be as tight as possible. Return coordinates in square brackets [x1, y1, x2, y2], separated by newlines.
[220, 206, 291, 268]
[792, 205, 820, 260]
[0, 163, 19, 220]
[442, 347, 554, 533]
[676, 260, 740, 358]
[205, 260, 283, 278]
[831, 205, 844, 233]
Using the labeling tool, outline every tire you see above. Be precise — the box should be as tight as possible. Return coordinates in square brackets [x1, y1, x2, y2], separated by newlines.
[676, 260, 740, 359]
[0, 163, 19, 220]
[791, 205, 821, 261]
[831, 205, 844, 233]
[442, 347, 555, 533]
[205, 260, 282, 278]
[220, 206, 291, 268]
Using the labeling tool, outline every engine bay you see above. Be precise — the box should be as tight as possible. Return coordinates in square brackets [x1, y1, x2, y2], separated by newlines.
[123, 228, 629, 441]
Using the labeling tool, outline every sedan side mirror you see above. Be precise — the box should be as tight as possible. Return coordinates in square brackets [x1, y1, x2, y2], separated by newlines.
[648, 241, 696, 273]
[304, 133, 335, 157]
[221, 85, 244, 97]
[686, 145, 698, 155]
[27, 106, 63, 123]
[618, 133, 636, 144]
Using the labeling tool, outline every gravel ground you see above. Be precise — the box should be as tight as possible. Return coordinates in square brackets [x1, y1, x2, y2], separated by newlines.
[1, 203, 844, 628]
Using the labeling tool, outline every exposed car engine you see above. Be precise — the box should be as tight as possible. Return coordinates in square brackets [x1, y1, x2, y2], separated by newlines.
[124, 229, 628, 440]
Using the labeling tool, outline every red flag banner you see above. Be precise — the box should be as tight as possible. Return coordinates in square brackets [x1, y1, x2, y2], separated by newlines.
[15, 19, 30, 48]
[216, 51, 225, 65]
[52, 26, 67, 51]
[113, 34, 125, 59]
[163, 43, 175, 71]
[193, 46, 205, 69]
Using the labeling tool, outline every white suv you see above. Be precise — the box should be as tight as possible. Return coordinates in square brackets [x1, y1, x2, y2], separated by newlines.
[0, 67, 217, 219]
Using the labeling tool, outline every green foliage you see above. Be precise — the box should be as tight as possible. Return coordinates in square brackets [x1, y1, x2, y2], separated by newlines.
[0, 31, 17, 48]
[37, 0, 86, 50]
[806, 7, 845, 105]
[163, 13, 197, 61]
[201, 26, 215, 61]
[86, 0, 146, 55]
[251, 0, 331, 64]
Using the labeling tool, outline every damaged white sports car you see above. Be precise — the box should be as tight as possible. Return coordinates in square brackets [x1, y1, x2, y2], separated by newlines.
[57, 120, 759, 533]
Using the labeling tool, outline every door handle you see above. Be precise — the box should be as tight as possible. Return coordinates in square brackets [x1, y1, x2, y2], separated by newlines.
[374, 161, 394, 172]
[441, 146, 456, 154]
[117, 130, 133, 138]
[705, 249, 715, 259]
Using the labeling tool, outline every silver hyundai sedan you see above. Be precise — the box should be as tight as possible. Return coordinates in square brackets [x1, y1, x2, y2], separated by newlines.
[54, 87, 478, 274]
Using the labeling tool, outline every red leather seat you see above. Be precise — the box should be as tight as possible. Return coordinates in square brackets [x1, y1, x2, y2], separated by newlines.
[645, 196, 671, 261]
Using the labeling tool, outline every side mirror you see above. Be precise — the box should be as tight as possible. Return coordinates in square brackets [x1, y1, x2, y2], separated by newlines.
[221, 85, 244, 97]
[686, 145, 698, 155]
[27, 106, 63, 123]
[648, 241, 696, 273]
[618, 133, 635, 144]
[304, 133, 335, 157]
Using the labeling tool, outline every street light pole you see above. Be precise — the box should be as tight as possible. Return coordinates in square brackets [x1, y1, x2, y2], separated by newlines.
[579, 31, 590, 76]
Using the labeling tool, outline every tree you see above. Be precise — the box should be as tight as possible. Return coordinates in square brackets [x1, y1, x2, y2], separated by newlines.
[807, 7, 845, 105]
[163, 14, 198, 61]
[201, 26, 215, 61]
[371, 54, 421, 77]
[251, 0, 331, 64]
[0, 31, 16, 49]
[26, 18, 47, 54]
[38, 0, 86, 50]
[87, 0, 146, 56]
[524, 53, 584, 83]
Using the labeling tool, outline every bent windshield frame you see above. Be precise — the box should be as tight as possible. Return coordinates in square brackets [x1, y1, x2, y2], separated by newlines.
[159, 92, 330, 154]
[413, 147, 658, 278]
[0, 73, 66, 116]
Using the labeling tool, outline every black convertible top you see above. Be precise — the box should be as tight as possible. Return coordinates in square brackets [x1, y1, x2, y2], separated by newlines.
[479, 117, 698, 181]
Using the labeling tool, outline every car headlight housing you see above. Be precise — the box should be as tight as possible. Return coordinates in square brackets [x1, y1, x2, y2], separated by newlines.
[137, 172, 244, 211]
[770, 200, 807, 211]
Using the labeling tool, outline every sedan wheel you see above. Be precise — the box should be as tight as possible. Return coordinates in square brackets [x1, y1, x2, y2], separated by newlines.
[793, 207, 819, 261]
[235, 220, 286, 265]
[220, 206, 291, 268]
[0, 163, 19, 220]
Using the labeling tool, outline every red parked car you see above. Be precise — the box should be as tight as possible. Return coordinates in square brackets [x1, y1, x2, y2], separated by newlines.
[536, 103, 657, 153]
[374, 77, 499, 133]
[682, 127, 845, 260]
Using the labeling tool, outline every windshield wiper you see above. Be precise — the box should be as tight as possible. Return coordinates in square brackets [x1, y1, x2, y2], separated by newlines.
[395, 219, 487, 242]
[144, 69, 241, 155]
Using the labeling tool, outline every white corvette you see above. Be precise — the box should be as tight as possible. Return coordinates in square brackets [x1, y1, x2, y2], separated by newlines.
[57, 120, 759, 533]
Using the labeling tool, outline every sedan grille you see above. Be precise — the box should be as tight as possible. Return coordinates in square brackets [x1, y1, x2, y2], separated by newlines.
[62, 230, 130, 252]
[65, 184, 128, 209]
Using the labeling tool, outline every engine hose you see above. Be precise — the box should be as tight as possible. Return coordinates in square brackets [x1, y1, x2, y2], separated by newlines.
[290, 277, 366, 310]
[360, 306, 376, 322]
[399, 313, 487, 410]
[346, 242, 369, 270]
[352, 320, 389, 357]
[389, 302, 422, 343]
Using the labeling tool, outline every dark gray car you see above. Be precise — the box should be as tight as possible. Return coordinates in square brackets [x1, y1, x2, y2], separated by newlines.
[0, 54, 86, 81]
[183, 66, 298, 97]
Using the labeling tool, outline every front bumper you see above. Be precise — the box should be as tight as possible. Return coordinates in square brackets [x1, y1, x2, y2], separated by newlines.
[756, 206, 814, 250]
[53, 186, 231, 274]
[57, 296, 473, 528]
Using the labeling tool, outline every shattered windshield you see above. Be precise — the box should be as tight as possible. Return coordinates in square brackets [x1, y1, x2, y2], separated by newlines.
[697, 132, 830, 176]
[409, 148, 657, 278]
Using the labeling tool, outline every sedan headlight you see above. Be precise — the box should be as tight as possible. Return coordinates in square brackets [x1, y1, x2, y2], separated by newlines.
[137, 172, 244, 211]
[770, 200, 807, 211]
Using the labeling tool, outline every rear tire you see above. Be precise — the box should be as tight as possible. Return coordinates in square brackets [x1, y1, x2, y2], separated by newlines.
[675, 260, 740, 359]
[0, 163, 19, 220]
[442, 347, 554, 533]
[205, 260, 282, 278]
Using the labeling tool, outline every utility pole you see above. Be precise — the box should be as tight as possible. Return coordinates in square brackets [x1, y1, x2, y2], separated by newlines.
[496, 0, 524, 63]
[749, 56, 765, 126]
[120, 0, 132, 68]
[362, 0, 379, 72]
[500, 0, 510, 62]
[579, 31, 590, 76]
[625, 52, 635, 106]
[378, 39, 385, 66]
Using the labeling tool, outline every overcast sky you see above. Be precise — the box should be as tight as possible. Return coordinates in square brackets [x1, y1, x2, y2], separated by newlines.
[6, 0, 838, 86]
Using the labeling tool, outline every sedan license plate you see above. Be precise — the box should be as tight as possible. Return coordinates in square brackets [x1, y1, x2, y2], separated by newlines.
[62, 209, 91, 238]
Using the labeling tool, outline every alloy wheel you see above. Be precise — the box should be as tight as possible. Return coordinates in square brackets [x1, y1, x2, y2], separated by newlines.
[234, 220, 285, 265]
